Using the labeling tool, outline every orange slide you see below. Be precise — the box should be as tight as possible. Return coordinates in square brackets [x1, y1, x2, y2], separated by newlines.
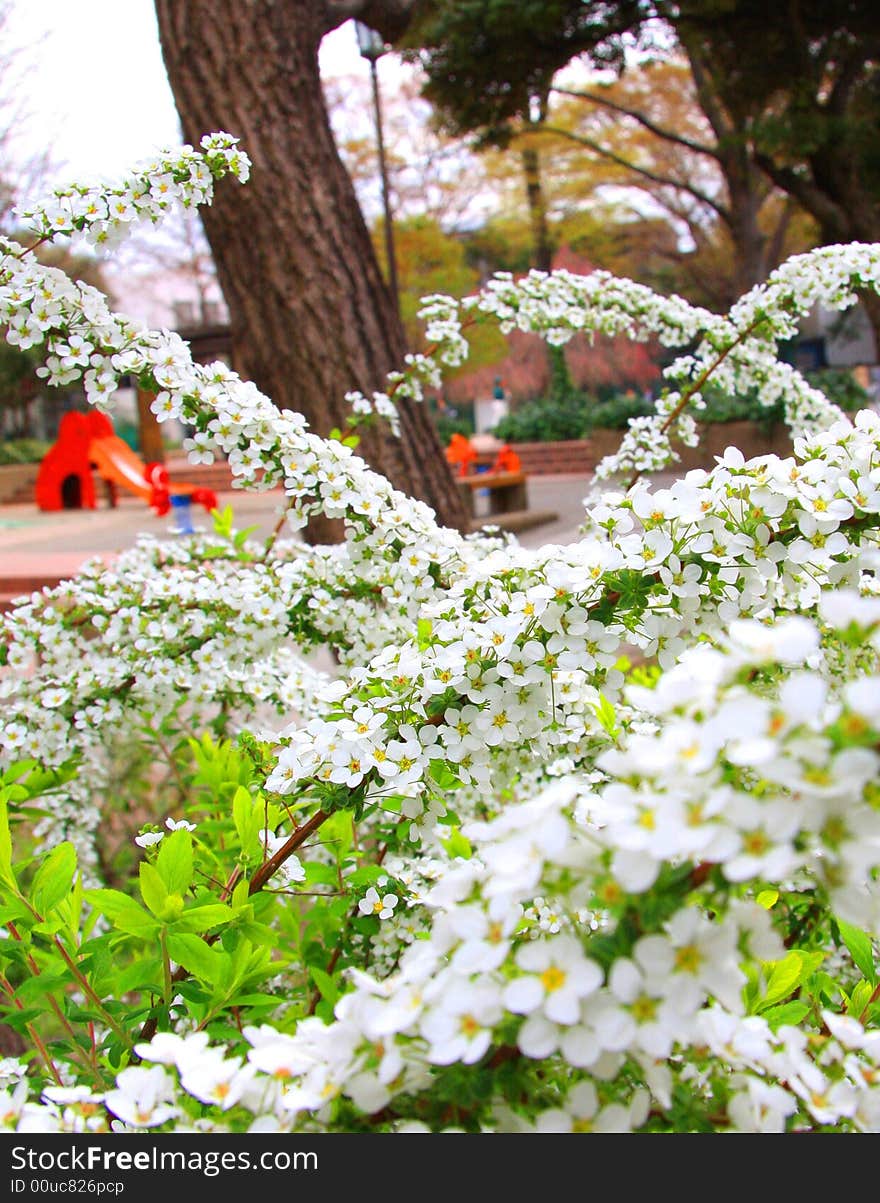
[36, 411, 218, 515]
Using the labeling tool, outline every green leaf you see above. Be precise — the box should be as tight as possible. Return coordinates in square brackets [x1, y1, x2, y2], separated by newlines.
[0, 795, 14, 888]
[85, 888, 159, 938]
[756, 952, 806, 1011]
[761, 1001, 811, 1030]
[1, 760, 36, 785]
[321, 811, 353, 861]
[174, 903, 234, 932]
[344, 865, 386, 888]
[155, 830, 193, 897]
[837, 919, 876, 986]
[139, 862, 169, 918]
[310, 965, 339, 1008]
[232, 786, 261, 856]
[441, 827, 473, 860]
[225, 992, 281, 1009]
[417, 618, 433, 649]
[756, 889, 779, 910]
[591, 692, 619, 736]
[212, 505, 234, 537]
[31, 841, 77, 915]
[847, 979, 874, 1018]
[233, 525, 259, 549]
[166, 933, 226, 987]
[428, 760, 463, 790]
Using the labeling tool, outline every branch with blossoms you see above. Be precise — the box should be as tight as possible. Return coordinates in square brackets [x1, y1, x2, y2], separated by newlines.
[1, 140, 880, 1134]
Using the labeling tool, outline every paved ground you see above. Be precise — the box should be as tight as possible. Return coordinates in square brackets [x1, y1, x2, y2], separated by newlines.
[0, 474, 610, 591]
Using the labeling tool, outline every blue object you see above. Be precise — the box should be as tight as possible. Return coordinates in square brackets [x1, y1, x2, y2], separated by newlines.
[169, 493, 195, 535]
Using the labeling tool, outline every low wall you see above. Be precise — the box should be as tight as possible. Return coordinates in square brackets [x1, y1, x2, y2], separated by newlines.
[0, 462, 39, 504]
[510, 421, 794, 476]
[1, 424, 796, 505]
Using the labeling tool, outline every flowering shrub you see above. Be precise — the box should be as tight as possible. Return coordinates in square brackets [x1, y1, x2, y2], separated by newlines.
[1, 138, 880, 1133]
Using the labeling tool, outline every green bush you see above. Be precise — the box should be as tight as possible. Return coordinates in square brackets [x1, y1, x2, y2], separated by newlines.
[493, 390, 655, 442]
[434, 411, 475, 444]
[0, 437, 50, 465]
[494, 394, 590, 442]
[806, 367, 870, 412]
[696, 370, 868, 432]
[583, 393, 654, 431]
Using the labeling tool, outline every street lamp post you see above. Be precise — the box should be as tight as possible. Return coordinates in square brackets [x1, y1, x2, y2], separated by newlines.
[354, 21, 400, 317]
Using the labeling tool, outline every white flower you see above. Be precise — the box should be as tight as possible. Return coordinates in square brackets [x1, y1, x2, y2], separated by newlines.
[134, 831, 164, 848]
[420, 978, 503, 1064]
[179, 1052, 257, 1110]
[165, 816, 197, 832]
[104, 1066, 178, 1128]
[534, 1080, 646, 1133]
[359, 887, 399, 920]
[504, 936, 602, 1025]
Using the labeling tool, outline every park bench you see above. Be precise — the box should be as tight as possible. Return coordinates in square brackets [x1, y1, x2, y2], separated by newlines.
[456, 469, 528, 518]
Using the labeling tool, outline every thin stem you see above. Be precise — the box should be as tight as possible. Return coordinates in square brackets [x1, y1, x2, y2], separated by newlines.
[160, 928, 172, 1007]
[137, 806, 330, 1046]
[624, 314, 769, 492]
[13, 232, 53, 260]
[0, 970, 64, 1087]
[249, 809, 329, 894]
[858, 980, 880, 1026]
[51, 935, 132, 1050]
[148, 722, 188, 800]
[3, 921, 101, 1080]
[262, 495, 296, 558]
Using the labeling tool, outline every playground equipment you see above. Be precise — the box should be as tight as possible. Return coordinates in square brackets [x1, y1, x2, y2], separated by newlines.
[35, 412, 218, 516]
[444, 432, 522, 476]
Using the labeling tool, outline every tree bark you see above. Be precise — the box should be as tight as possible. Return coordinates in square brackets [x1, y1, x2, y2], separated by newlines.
[136, 388, 165, 464]
[521, 145, 553, 272]
[154, 0, 467, 540]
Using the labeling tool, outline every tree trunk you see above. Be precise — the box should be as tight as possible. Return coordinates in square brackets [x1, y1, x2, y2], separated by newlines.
[521, 145, 553, 272]
[725, 172, 769, 300]
[154, 0, 467, 540]
[136, 388, 165, 463]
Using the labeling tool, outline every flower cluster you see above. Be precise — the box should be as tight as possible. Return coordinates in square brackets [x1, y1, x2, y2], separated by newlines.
[1, 140, 879, 1134]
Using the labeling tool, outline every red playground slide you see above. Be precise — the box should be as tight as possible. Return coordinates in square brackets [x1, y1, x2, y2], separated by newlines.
[36, 411, 218, 515]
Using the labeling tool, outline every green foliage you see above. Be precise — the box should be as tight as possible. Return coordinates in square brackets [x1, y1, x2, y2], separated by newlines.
[493, 382, 653, 442]
[403, 0, 642, 138]
[585, 392, 654, 430]
[494, 393, 590, 442]
[431, 402, 475, 443]
[806, 368, 870, 413]
[0, 437, 50, 464]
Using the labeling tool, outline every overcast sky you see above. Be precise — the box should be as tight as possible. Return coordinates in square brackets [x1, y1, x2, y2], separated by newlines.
[5, 0, 361, 187]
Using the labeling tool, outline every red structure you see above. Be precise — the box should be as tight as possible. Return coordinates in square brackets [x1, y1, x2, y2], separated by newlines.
[444, 433, 478, 478]
[491, 444, 522, 474]
[35, 411, 217, 515]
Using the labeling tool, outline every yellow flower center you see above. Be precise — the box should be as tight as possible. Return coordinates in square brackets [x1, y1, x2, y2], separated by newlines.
[460, 1014, 481, 1038]
[598, 880, 623, 905]
[631, 995, 657, 1023]
[743, 829, 769, 856]
[540, 966, 567, 993]
[675, 944, 702, 974]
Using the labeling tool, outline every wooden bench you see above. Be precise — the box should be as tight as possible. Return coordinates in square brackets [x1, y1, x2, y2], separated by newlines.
[456, 470, 528, 518]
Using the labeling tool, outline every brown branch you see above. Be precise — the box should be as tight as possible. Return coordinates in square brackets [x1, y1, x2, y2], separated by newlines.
[537, 124, 729, 223]
[550, 86, 718, 160]
[858, 980, 880, 1026]
[137, 806, 329, 1045]
[624, 312, 770, 492]
[0, 969, 64, 1087]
